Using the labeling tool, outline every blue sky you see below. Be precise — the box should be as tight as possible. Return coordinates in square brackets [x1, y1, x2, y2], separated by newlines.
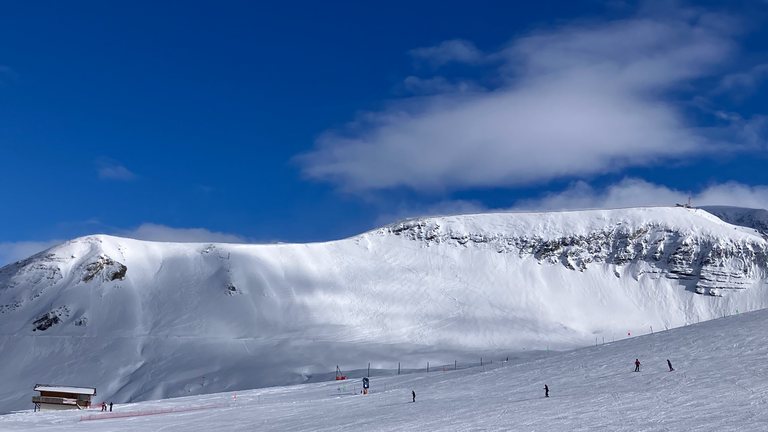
[1, 0, 768, 265]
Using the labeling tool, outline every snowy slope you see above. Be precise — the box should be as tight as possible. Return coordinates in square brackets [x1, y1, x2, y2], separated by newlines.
[700, 205, 768, 234]
[3, 305, 768, 431]
[1, 206, 767, 414]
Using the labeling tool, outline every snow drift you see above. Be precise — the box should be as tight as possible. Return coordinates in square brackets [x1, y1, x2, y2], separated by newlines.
[1, 206, 767, 414]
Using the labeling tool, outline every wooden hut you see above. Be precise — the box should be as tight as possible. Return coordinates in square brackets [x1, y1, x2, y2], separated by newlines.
[32, 384, 96, 411]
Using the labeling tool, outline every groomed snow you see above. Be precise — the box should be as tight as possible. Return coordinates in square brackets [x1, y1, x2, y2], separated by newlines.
[3, 307, 767, 431]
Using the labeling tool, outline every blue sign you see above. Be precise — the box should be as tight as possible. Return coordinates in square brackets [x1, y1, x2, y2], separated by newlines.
[362, 377, 369, 389]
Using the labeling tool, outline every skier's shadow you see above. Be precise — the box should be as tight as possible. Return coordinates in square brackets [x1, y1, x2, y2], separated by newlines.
[506, 397, 551, 404]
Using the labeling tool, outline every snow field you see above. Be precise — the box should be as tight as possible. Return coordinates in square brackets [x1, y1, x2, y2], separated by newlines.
[4, 307, 768, 431]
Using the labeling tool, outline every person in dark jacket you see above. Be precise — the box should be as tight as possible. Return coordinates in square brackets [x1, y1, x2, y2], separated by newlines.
[667, 359, 674, 372]
[412, 390, 416, 402]
[634, 359, 641, 372]
[544, 384, 549, 397]
[109, 402, 113, 412]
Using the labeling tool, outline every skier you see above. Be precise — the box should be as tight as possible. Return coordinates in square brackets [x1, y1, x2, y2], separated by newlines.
[109, 402, 113, 412]
[634, 359, 641, 372]
[412, 390, 416, 402]
[544, 384, 549, 398]
[667, 359, 674, 372]
[101, 402, 106, 412]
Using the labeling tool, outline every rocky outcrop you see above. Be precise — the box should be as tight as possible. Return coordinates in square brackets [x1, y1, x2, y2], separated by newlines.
[32, 306, 70, 332]
[384, 218, 768, 294]
[82, 255, 127, 283]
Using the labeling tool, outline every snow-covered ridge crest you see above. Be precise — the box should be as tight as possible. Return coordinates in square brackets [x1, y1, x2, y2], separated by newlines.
[380, 207, 768, 292]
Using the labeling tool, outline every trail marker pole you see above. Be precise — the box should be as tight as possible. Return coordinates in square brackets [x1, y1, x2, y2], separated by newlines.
[650, 326, 653, 334]
[455, 360, 457, 370]
[398, 362, 400, 375]
[368, 363, 370, 377]
[427, 362, 429, 372]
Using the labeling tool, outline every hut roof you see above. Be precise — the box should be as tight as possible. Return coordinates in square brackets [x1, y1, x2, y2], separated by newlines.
[33, 384, 96, 396]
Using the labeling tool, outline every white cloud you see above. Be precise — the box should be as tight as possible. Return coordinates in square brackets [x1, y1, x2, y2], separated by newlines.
[409, 39, 485, 68]
[0, 240, 63, 268]
[374, 199, 488, 227]
[118, 223, 247, 243]
[96, 158, 135, 181]
[298, 8, 765, 193]
[377, 179, 768, 225]
[717, 64, 768, 94]
[513, 178, 768, 212]
[403, 76, 484, 95]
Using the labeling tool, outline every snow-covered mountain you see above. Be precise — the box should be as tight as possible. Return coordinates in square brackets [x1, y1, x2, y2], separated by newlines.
[699, 205, 768, 234]
[1, 206, 767, 414]
[5, 302, 768, 431]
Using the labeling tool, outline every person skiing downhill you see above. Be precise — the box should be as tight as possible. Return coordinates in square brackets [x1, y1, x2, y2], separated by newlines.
[412, 390, 416, 402]
[101, 402, 106, 412]
[634, 359, 641, 372]
[667, 359, 674, 372]
[544, 384, 549, 398]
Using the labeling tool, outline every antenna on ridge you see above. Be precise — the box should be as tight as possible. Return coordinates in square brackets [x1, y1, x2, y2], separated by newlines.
[675, 197, 692, 209]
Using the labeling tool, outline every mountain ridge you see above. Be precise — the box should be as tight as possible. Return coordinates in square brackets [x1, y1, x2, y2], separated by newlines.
[1, 206, 767, 414]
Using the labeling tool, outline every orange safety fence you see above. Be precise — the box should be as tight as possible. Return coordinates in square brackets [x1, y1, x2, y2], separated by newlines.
[80, 402, 229, 422]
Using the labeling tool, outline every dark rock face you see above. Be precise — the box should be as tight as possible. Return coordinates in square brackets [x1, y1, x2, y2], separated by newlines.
[82, 255, 127, 283]
[32, 306, 70, 331]
[385, 219, 768, 294]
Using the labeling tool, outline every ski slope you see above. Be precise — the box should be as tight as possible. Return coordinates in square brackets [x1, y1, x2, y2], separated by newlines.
[1, 206, 768, 414]
[2, 306, 767, 431]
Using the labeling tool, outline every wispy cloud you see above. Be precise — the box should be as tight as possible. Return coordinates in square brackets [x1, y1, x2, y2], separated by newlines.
[96, 157, 136, 181]
[375, 178, 768, 227]
[512, 178, 768, 212]
[0, 240, 63, 267]
[386, 179, 768, 223]
[374, 199, 488, 227]
[403, 76, 484, 95]
[717, 63, 768, 95]
[117, 223, 246, 243]
[298, 6, 766, 193]
[409, 39, 485, 68]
